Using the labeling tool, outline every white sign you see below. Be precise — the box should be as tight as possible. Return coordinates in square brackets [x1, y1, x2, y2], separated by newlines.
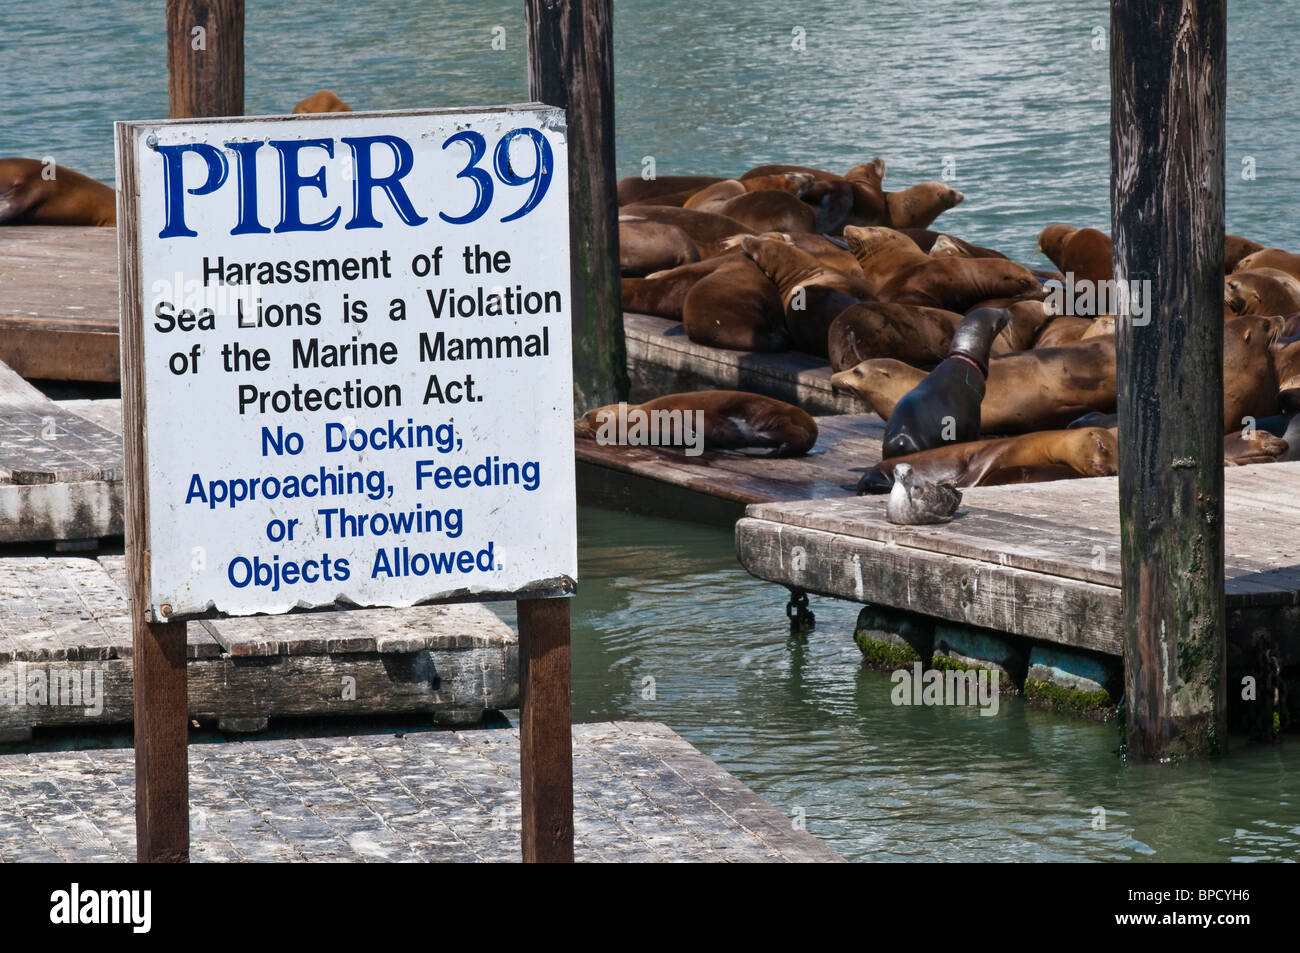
[116, 105, 577, 619]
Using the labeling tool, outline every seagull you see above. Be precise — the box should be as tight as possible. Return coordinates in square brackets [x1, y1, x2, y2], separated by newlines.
[886, 462, 962, 525]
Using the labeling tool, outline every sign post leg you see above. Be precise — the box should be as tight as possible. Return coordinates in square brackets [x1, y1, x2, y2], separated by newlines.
[517, 597, 575, 862]
[132, 618, 189, 862]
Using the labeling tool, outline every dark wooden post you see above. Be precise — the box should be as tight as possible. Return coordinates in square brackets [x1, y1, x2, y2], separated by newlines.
[166, 0, 244, 118]
[516, 597, 575, 862]
[1111, 0, 1227, 759]
[525, 0, 628, 414]
[128, 0, 244, 864]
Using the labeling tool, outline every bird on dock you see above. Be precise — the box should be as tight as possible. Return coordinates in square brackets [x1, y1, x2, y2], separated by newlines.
[885, 463, 962, 525]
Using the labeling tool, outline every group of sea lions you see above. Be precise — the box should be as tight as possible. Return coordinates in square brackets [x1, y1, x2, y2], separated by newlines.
[607, 158, 1300, 493]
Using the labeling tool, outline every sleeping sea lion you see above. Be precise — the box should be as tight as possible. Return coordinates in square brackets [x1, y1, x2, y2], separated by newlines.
[842, 226, 930, 295]
[858, 427, 1119, 494]
[682, 257, 790, 351]
[827, 302, 964, 370]
[621, 253, 744, 320]
[1225, 269, 1300, 316]
[880, 308, 1011, 458]
[620, 204, 753, 245]
[617, 174, 727, 206]
[0, 158, 115, 227]
[618, 216, 699, 276]
[683, 174, 813, 213]
[574, 390, 818, 456]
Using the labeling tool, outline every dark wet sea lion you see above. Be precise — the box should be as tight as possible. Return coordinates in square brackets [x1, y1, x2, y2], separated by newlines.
[859, 427, 1119, 494]
[827, 302, 964, 370]
[1037, 225, 1113, 283]
[293, 89, 351, 113]
[1225, 268, 1300, 316]
[617, 174, 727, 206]
[618, 216, 699, 276]
[740, 237, 872, 356]
[574, 390, 818, 456]
[880, 308, 1011, 458]
[0, 158, 116, 227]
[682, 257, 789, 351]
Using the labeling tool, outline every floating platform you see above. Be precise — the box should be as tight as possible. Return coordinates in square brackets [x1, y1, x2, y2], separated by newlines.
[626, 313, 861, 414]
[0, 361, 123, 544]
[0, 554, 519, 740]
[577, 413, 883, 524]
[736, 464, 1300, 665]
[0, 721, 842, 862]
[0, 226, 119, 382]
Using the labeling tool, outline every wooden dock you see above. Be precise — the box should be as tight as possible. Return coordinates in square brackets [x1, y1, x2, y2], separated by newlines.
[577, 413, 883, 524]
[0, 554, 519, 740]
[0, 226, 119, 382]
[0, 721, 842, 862]
[736, 464, 1300, 665]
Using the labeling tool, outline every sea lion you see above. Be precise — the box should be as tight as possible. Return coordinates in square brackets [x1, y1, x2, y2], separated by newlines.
[618, 216, 699, 276]
[0, 158, 115, 227]
[858, 427, 1119, 494]
[1234, 248, 1300, 281]
[621, 253, 743, 320]
[1273, 330, 1300, 410]
[574, 390, 818, 456]
[978, 298, 1054, 354]
[683, 174, 813, 213]
[1225, 234, 1267, 273]
[927, 234, 1011, 260]
[682, 257, 790, 351]
[1255, 413, 1300, 461]
[880, 308, 1011, 458]
[695, 190, 817, 234]
[292, 89, 351, 113]
[827, 302, 964, 370]
[1221, 314, 1283, 430]
[620, 204, 753, 245]
[877, 254, 1038, 312]
[1037, 224, 1113, 283]
[835, 335, 1118, 434]
[1225, 268, 1300, 316]
[773, 231, 864, 277]
[740, 237, 872, 355]
[617, 174, 727, 206]
[1223, 428, 1289, 465]
[1033, 316, 1095, 348]
[882, 182, 964, 230]
[842, 226, 931, 295]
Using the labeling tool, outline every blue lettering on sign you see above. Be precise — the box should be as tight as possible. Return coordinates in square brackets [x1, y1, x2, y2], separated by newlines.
[153, 128, 555, 239]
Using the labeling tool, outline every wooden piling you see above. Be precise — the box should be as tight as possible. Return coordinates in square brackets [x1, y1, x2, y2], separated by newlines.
[517, 597, 575, 863]
[525, 0, 628, 414]
[166, 0, 244, 118]
[1110, 0, 1227, 758]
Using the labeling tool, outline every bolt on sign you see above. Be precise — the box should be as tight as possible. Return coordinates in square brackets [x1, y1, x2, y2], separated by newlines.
[115, 105, 577, 619]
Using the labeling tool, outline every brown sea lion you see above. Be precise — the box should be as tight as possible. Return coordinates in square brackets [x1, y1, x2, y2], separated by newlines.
[292, 90, 351, 113]
[775, 232, 864, 277]
[1033, 316, 1095, 348]
[1037, 224, 1113, 283]
[1222, 314, 1284, 430]
[881, 308, 1011, 458]
[740, 237, 872, 355]
[927, 234, 1011, 260]
[1225, 234, 1267, 273]
[683, 174, 813, 212]
[0, 158, 116, 227]
[620, 204, 753, 245]
[978, 298, 1054, 355]
[834, 336, 1118, 434]
[842, 226, 930, 295]
[682, 257, 790, 351]
[1234, 248, 1300, 281]
[858, 427, 1119, 494]
[618, 216, 699, 276]
[827, 302, 964, 370]
[1225, 268, 1300, 316]
[883, 182, 964, 230]
[617, 174, 727, 206]
[621, 253, 743, 320]
[877, 255, 1038, 312]
[575, 390, 818, 456]
[1223, 429, 1288, 465]
[695, 190, 816, 234]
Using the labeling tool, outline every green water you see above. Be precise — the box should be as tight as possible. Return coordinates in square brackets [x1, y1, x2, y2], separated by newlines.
[2, 0, 1299, 861]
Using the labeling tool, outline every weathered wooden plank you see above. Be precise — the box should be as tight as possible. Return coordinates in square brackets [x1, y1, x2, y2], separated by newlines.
[624, 313, 866, 414]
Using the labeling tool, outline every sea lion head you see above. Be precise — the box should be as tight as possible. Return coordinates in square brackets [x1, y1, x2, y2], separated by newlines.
[842, 225, 920, 265]
[293, 89, 352, 114]
[574, 403, 621, 439]
[947, 307, 1012, 375]
[845, 158, 887, 186]
[887, 182, 964, 230]
[1037, 224, 1073, 261]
